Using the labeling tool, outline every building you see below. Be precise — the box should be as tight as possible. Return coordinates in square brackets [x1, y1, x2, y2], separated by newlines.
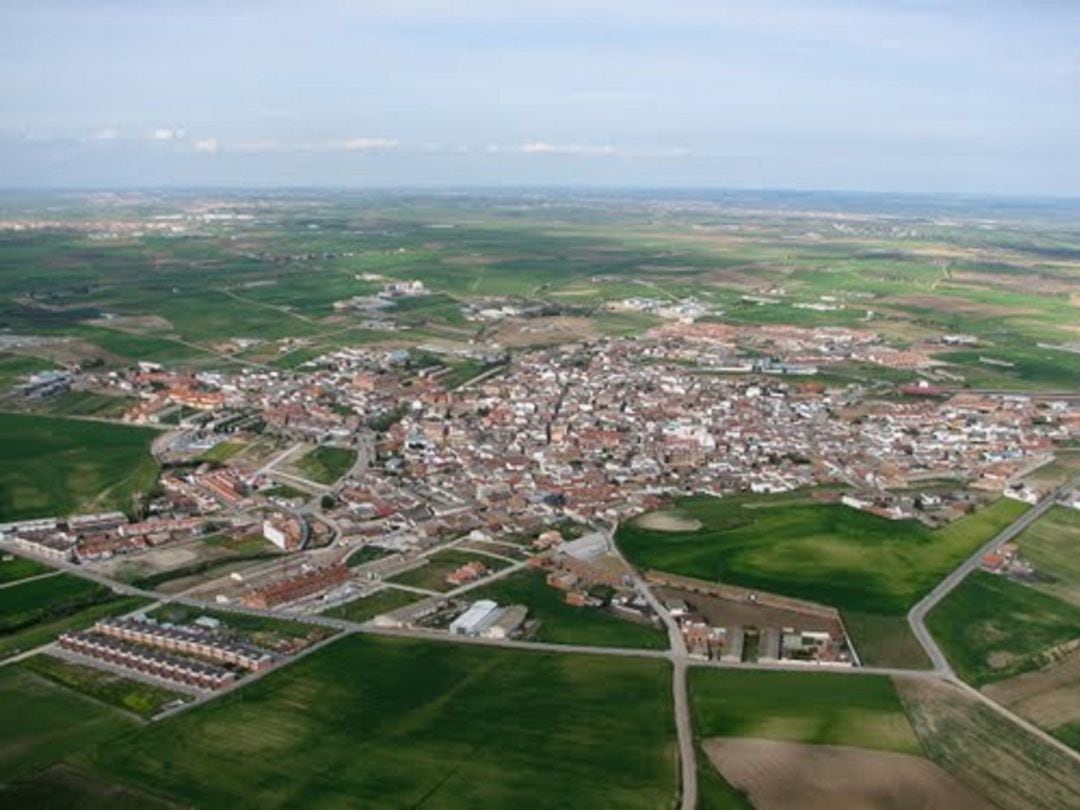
[483, 604, 528, 639]
[58, 631, 238, 690]
[95, 617, 274, 670]
[242, 564, 350, 609]
[449, 600, 499, 635]
[263, 515, 304, 551]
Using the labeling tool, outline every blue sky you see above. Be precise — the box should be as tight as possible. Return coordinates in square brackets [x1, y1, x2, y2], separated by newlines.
[1, 1, 1077, 193]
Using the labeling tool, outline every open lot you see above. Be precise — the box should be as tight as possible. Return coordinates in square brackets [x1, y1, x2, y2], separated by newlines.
[896, 675, 1080, 810]
[81, 635, 677, 809]
[469, 568, 667, 649]
[20, 654, 189, 718]
[0, 412, 158, 522]
[617, 493, 1027, 617]
[387, 549, 512, 593]
[926, 570, 1080, 686]
[983, 648, 1080, 750]
[291, 445, 356, 485]
[322, 587, 422, 623]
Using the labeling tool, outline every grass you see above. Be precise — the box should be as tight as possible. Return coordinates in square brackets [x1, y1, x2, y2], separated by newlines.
[40, 391, 135, 418]
[842, 610, 932, 669]
[617, 493, 1028, 615]
[0, 665, 138, 783]
[345, 544, 395, 567]
[323, 588, 422, 623]
[388, 549, 512, 593]
[689, 668, 922, 755]
[0, 554, 53, 584]
[81, 634, 678, 809]
[0, 574, 148, 661]
[292, 444, 356, 485]
[469, 568, 667, 649]
[926, 570, 1080, 686]
[1016, 506, 1080, 607]
[20, 654, 189, 718]
[194, 440, 247, 465]
[0, 412, 158, 522]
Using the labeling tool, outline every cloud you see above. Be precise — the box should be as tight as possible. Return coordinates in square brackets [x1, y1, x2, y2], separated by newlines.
[509, 141, 618, 156]
[193, 138, 220, 154]
[150, 127, 184, 141]
[93, 127, 120, 141]
[334, 137, 400, 151]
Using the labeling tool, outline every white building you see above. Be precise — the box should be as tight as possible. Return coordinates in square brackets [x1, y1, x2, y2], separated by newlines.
[449, 600, 499, 636]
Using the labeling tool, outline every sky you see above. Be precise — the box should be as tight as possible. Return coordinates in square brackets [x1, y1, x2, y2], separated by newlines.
[1, 1, 1078, 194]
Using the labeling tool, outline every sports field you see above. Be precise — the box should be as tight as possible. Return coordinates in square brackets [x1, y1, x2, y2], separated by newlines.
[926, 570, 1080, 686]
[468, 568, 667, 649]
[0, 412, 158, 522]
[82, 635, 678, 809]
[617, 494, 1027, 617]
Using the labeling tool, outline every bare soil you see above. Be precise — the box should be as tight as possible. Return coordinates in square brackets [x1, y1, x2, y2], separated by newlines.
[703, 737, 990, 810]
[633, 511, 703, 532]
[983, 648, 1080, 732]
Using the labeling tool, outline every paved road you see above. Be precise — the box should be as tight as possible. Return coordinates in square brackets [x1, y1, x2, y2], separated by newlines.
[908, 480, 1076, 674]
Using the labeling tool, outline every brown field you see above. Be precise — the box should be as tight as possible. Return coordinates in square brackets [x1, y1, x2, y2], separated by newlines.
[895, 676, 1080, 810]
[982, 649, 1080, 735]
[492, 316, 599, 347]
[703, 737, 990, 810]
[891, 293, 1037, 318]
[632, 510, 703, 532]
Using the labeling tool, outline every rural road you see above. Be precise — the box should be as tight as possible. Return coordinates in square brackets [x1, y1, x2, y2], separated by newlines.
[907, 479, 1077, 674]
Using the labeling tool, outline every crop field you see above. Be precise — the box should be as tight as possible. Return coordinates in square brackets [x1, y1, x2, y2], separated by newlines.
[1016, 506, 1080, 607]
[897, 676, 1080, 810]
[0, 412, 158, 522]
[0, 665, 137, 784]
[0, 353, 57, 392]
[689, 668, 921, 755]
[983, 649, 1080, 751]
[0, 554, 52, 584]
[926, 571, 1080, 686]
[0, 193, 1076, 390]
[322, 587, 422, 623]
[291, 445, 357, 485]
[20, 654, 189, 718]
[617, 493, 1027, 616]
[841, 611, 932, 669]
[468, 568, 667, 649]
[388, 549, 512, 593]
[0, 573, 148, 661]
[80, 635, 677, 809]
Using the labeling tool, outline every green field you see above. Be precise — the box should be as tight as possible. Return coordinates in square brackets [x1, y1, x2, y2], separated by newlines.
[388, 549, 512, 593]
[1016, 506, 1080, 607]
[0, 412, 158, 521]
[469, 568, 667, 649]
[195, 440, 248, 465]
[322, 588, 422, 623]
[292, 445, 356, 485]
[842, 611, 933, 669]
[926, 570, 1080, 686]
[0, 554, 52, 584]
[20, 654, 189, 718]
[689, 668, 922, 755]
[80, 635, 677, 809]
[0, 573, 148, 661]
[617, 494, 1027, 616]
[0, 665, 138, 784]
